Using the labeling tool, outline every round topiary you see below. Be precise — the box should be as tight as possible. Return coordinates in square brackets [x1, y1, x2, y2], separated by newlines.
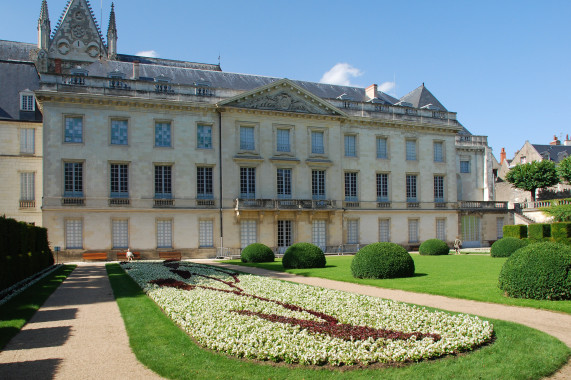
[282, 243, 326, 269]
[351, 242, 415, 279]
[240, 243, 275, 263]
[419, 239, 450, 255]
[498, 242, 571, 300]
[490, 237, 528, 258]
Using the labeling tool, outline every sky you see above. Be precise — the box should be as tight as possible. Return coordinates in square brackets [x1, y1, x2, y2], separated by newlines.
[2, 0, 570, 160]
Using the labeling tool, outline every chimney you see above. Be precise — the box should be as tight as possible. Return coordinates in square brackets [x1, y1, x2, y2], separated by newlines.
[564, 134, 571, 146]
[550, 135, 561, 145]
[132, 61, 139, 80]
[54, 59, 62, 74]
[500, 147, 506, 165]
[366, 84, 378, 100]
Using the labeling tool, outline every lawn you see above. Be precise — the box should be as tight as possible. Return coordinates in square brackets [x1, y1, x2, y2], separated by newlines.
[106, 263, 570, 380]
[225, 254, 571, 314]
[0, 265, 76, 349]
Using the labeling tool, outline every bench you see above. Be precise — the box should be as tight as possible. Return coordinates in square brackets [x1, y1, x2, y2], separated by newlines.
[159, 251, 182, 261]
[82, 252, 108, 261]
[116, 251, 141, 260]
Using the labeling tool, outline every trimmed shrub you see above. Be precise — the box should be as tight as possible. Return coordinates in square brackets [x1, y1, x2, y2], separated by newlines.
[282, 243, 326, 269]
[551, 222, 571, 245]
[419, 239, 450, 255]
[351, 242, 415, 279]
[527, 223, 551, 242]
[491, 237, 528, 257]
[503, 224, 527, 239]
[240, 243, 275, 263]
[498, 242, 571, 300]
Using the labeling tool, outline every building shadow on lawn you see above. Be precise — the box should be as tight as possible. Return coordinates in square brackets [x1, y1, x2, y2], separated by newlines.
[0, 358, 62, 379]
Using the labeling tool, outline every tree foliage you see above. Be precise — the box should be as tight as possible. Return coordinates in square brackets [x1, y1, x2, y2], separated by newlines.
[540, 204, 571, 222]
[557, 156, 571, 183]
[505, 160, 559, 201]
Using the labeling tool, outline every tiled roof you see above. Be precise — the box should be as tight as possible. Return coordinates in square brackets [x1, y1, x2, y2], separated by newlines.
[399, 84, 448, 111]
[531, 144, 571, 163]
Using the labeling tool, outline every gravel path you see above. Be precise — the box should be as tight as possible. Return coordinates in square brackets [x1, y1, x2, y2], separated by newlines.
[197, 260, 571, 380]
[0, 265, 162, 380]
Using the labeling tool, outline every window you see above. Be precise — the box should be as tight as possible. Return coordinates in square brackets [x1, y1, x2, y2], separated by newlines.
[312, 220, 326, 248]
[155, 122, 171, 147]
[277, 168, 292, 199]
[20, 94, 35, 111]
[65, 219, 83, 249]
[312, 170, 326, 200]
[240, 167, 256, 198]
[64, 116, 83, 143]
[197, 167, 213, 199]
[406, 139, 417, 161]
[379, 219, 390, 242]
[434, 175, 444, 202]
[497, 218, 504, 239]
[240, 220, 257, 249]
[240, 126, 255, 150]
[436, 219, 446, 241]
[347, 220, 359, 244]
[111, 119, 128, 145]
[64, 162, 83, 197]
[155, 165, 172, 199]
[376, 173, 389, 202]
[377, 137, 388, 159]
[460, 160, 471, 173]
[311, 131, 324, 154]
[344, 135, 356, 157]
[157, 220, 172, 248]
[20, 128, 35, 154]
[276, 129, 290, 152]
[199, 220, 214, 247]
[277, 220, 292, 249]
[344, 172, 358, 202]
[434, 141, 443, 162]
[197, 124, 212, 149]
[408, 219, 419, 243]
[406, 174, 417, 202]
[520, 156, 527, 164]
[110, 164, 129, 198]
[20, 172, 35, 201]
[112, 219, 129, 249]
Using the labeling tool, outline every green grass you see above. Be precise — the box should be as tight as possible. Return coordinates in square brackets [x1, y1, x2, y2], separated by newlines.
[226, 255, 571, 314]
[0, 265, 76, 349]
[106, 263, 570, 380]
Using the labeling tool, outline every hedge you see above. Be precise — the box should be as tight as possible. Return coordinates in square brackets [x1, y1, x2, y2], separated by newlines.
[490, 237, 528, 258]
[551, 222, 571, 244]
[351, 243, 415, 279]
[241, 243, 275, 263]
[282, 243, 326, 269]
[527, 224, 551, 242]
[503, 224, 527, 239]
[419, 239, 450, 255]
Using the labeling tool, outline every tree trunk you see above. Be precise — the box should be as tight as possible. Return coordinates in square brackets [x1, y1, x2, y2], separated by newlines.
[531, 188, 537, 201]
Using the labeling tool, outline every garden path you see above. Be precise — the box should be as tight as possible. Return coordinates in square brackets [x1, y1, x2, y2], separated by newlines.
[198, 260, 571, 380]
[0, 264, 162, 380]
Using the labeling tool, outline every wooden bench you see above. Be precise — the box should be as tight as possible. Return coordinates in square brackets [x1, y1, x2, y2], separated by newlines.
[116, 251, 141, 260]
[159, 251, 181, 261]
[82, 252, 108, 261]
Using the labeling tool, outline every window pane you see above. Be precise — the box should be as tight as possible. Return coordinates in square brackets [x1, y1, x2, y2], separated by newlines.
[408, 220, 419, 243]
[112, 220, 129, 249]
[240, 126, 255, 150]
[197, 125, 212, 149]
[311, 131, 324, 154]
[20, 172, 35, 200]
[312, 170, 326, 200]
[157, 220, 172, 248]
[111, 120, 128, 145]
[111, 164, 129, 197]
[21, 94, 35, 111]
[65, 117, 83, 143]
[277, 220, 292, 248]
[434, 142, 443, 162]
[377, 137, 387, 159]
[376, 173, 388, 201]
[65, 219, 83, 249]
[344, 135, 356, 157]
[64, 162, 83, 197]
[312, 220, 326, 248]
[155, 165, 172, 198]
[406, 175, 417, 202]
[497, 218, 504, 239]
[199, 220, 214, 247]
[155, 122, 171, 147]
[379, 219, 390, 242]
[240, 220, 257, 249]
[277, 168, 292, 199]
[344, 172, 358, 201]
[436, 219, 446, 241]
[20, 128, 35, 153]
[460, 160, 470, 173]
[406, 140, 416, 160]
[434, 176, 444, 202]
[347, 220, 359, 244]
[240, 167, 255, 198]
[197, 167, 213, 199]
[277, 129, 290, 152]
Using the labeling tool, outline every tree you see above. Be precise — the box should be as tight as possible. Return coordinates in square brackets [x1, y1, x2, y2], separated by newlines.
[557, 156, 571, 183]
[505, 160, 559, 201]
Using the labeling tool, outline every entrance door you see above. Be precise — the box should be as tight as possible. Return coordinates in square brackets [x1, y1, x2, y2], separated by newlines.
[461, 215, 481, 248]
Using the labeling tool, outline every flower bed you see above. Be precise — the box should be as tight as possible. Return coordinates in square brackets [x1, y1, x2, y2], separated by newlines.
[121, 261, 493, 366]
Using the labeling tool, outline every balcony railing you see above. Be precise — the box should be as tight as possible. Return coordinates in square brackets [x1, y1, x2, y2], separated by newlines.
[19, 200, 36, 208]
[109, 198, 130, 206]
[459, 201, 507, 209]
[62, 197, 85, 206]
[235, 198, 336, 210]
[154, 198, 175, 207]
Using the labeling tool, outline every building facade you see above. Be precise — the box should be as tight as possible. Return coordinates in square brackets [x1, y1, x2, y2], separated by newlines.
[1, 0, 508, 257]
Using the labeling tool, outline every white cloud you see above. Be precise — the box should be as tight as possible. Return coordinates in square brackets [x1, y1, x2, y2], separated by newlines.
[378, 81, 395, 94]
[136, 50, 158, 58]
[319, 63, 363, 86]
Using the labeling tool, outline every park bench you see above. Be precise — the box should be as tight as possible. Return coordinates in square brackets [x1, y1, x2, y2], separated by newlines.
[159, 251, 182, 261]
[82, 252, 108, 261]
[116, 251, 141, 260]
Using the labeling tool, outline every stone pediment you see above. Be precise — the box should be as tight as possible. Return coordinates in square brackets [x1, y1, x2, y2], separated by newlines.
[219, 79, 347, 117]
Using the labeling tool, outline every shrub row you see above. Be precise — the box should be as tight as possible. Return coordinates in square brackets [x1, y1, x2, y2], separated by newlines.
[502, 222, 571, 245]
[491, 237, 528, 257]
[0, 216, 54, 291]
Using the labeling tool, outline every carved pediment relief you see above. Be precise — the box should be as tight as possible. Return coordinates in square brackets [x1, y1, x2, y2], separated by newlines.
[219, 79, 346, 117]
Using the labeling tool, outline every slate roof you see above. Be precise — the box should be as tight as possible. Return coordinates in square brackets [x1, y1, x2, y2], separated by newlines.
[0, 60, 41, 121]
[532, 144, 571, 163]
[399, 84, 448, 111]
[0, 40, 35, 62]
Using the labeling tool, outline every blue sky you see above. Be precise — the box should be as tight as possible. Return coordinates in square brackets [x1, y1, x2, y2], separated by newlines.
[2, 0, 570, 160]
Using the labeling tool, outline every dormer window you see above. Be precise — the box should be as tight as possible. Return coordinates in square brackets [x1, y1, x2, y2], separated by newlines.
[108, 70, 130, 89]
[155, 75, 171, 83]
[195, 82, 212, 96]
[155, 75, 173, 93]
[541, 152, 550, 160]
[71, 68, 88, 76]
[558, 151, 568, 161]
[108, 70, 125, 79]
[20, 91, 35, 111]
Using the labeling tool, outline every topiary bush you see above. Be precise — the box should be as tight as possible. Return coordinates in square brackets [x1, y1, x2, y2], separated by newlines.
[498, 242, 571, 300]
[282, 243, 325, 269]
[240, 243, 274, 263]
[503, 224, 528, 239]
[490, 237, 528, 257]
[551, 222, 571, 245]
[351, 242, 415, 279]
[527, 223, 551, 242]
[419, 239, 450, 255]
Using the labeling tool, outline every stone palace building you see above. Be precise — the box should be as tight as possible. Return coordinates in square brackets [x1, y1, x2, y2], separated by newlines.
[0, 0, 510, 259]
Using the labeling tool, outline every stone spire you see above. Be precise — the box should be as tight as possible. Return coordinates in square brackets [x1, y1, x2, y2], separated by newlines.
[38, 0, 51, 50]
[107, 3, 118, 59]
